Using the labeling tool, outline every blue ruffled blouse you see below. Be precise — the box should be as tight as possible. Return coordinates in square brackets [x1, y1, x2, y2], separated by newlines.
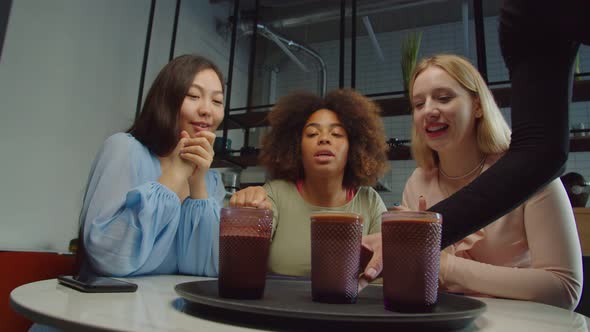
[80, 133, 224, 277]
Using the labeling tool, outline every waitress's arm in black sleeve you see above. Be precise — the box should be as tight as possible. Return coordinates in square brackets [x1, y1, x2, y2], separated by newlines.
[431, 0, 590, 248]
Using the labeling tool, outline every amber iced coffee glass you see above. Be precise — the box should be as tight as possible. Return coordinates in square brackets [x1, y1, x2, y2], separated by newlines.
[381, 211, 442, 312]
[218, 207, 273, 299]
[310, 211, 364, 304]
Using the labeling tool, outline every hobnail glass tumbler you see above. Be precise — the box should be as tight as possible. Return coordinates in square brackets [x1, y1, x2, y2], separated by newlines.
[381, 211, 442, 312]
[310, 211, 364, 304]
[218, 207, 273, 299]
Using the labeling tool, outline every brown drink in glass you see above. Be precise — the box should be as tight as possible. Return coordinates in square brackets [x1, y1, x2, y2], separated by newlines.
[218, 207, 273, 299]
[381, 211, 442, 312]
[310, 211, 364, 304]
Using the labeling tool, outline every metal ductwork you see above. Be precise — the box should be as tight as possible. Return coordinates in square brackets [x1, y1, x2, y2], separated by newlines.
[239, 23, 327, 97]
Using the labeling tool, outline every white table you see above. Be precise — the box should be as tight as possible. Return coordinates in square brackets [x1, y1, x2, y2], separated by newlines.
[10, 275, 590, 332]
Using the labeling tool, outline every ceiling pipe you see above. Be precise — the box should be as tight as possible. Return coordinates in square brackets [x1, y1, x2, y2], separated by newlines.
[240, 23, 327, 96]
[362, 16, 385, 62]
[258, 25, 310, 72]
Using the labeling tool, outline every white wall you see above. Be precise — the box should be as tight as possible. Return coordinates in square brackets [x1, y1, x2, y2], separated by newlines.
[0, 0, 239, 252]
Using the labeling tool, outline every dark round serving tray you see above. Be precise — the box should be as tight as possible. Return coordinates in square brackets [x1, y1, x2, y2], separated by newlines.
[175, 279, 486, 330]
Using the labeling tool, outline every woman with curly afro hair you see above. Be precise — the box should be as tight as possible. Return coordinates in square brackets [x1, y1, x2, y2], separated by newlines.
[230, 88, 389, 277]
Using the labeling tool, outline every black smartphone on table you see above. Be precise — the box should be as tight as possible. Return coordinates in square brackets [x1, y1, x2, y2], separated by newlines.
[57, 275, 137, 293]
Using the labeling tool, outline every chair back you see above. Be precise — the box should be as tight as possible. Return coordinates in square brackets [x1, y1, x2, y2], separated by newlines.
[576, 256, 590, 317]
[1, 251, 76, 332]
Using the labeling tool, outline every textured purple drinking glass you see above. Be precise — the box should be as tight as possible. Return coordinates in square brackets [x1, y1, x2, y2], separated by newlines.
[310, 211, 364, 304]
[218, 207, 273, 299]
[381, 211, 442, 312]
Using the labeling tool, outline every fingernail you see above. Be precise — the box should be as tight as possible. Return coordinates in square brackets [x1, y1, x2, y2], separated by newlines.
[358, 278, 368, 292]
[366, 268, 377, 279]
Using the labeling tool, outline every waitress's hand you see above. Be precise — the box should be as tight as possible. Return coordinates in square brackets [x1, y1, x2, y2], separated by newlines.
[387, 196, 426, 211]
[358, 232, 383, 292]
[229, 186, 271, 209]
[358, 196, 427, 292]
[438, 250, 451, 288]
[181, 131, 216, 199]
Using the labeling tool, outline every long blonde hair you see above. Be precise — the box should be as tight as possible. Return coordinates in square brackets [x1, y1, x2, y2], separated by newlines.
[409, 54, 511, 169]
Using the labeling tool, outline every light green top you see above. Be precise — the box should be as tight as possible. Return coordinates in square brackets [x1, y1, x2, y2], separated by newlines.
[264, 180, 387, 277]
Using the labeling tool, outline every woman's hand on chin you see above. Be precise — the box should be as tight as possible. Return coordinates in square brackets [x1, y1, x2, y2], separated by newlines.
[180, 130, 216, 199]
[159, 131, 197, 196]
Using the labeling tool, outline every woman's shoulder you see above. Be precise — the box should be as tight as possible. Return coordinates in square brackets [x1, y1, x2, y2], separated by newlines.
[263, 180, 299, 209]
[356, 186, 382, 199]
[103, 132, 142, 149]
[355, 186, 387, 207]
[101, 133, 151, 158]
[264, 179, 295, 192]
[527, 177, 568, 202]
[406, 167, 438, 186]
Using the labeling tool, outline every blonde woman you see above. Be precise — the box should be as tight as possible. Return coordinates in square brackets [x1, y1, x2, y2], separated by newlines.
[401, 54, 581, 309]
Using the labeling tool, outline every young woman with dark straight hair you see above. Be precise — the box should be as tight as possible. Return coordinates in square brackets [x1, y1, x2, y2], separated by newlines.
[79, 54, 226, 277]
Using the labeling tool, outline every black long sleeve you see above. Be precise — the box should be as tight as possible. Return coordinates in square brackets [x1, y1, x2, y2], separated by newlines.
[432, 0, 589, 248]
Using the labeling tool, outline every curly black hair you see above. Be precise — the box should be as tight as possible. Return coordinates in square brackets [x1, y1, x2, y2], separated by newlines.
[259, 89, 389, 188]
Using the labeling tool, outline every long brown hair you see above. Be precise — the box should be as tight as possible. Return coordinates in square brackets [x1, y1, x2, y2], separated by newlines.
[128, 54, 225, 156]
[78, 55, 224, 276]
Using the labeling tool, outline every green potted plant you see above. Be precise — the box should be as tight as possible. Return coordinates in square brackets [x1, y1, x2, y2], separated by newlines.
[400, 31, 422, 105]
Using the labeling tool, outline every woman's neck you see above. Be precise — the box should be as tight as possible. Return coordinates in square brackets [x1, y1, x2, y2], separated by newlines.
[438, 144, 485, 185]
[300, 174, 347, 207]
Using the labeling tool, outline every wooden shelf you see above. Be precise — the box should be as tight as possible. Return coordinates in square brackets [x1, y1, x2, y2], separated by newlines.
[214, 134, 590, 168]
[214, 80, 590, 168]
[571, 136, 590, 152]
[213, 145, 411, 168]
[375, 96, 411, 117]
[388, 145, 411, 160]
[490, 79, 590, 109]
[212, 151, 260, 168]
[219, 80, 590, 130]
[223, 111, 270, 130]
